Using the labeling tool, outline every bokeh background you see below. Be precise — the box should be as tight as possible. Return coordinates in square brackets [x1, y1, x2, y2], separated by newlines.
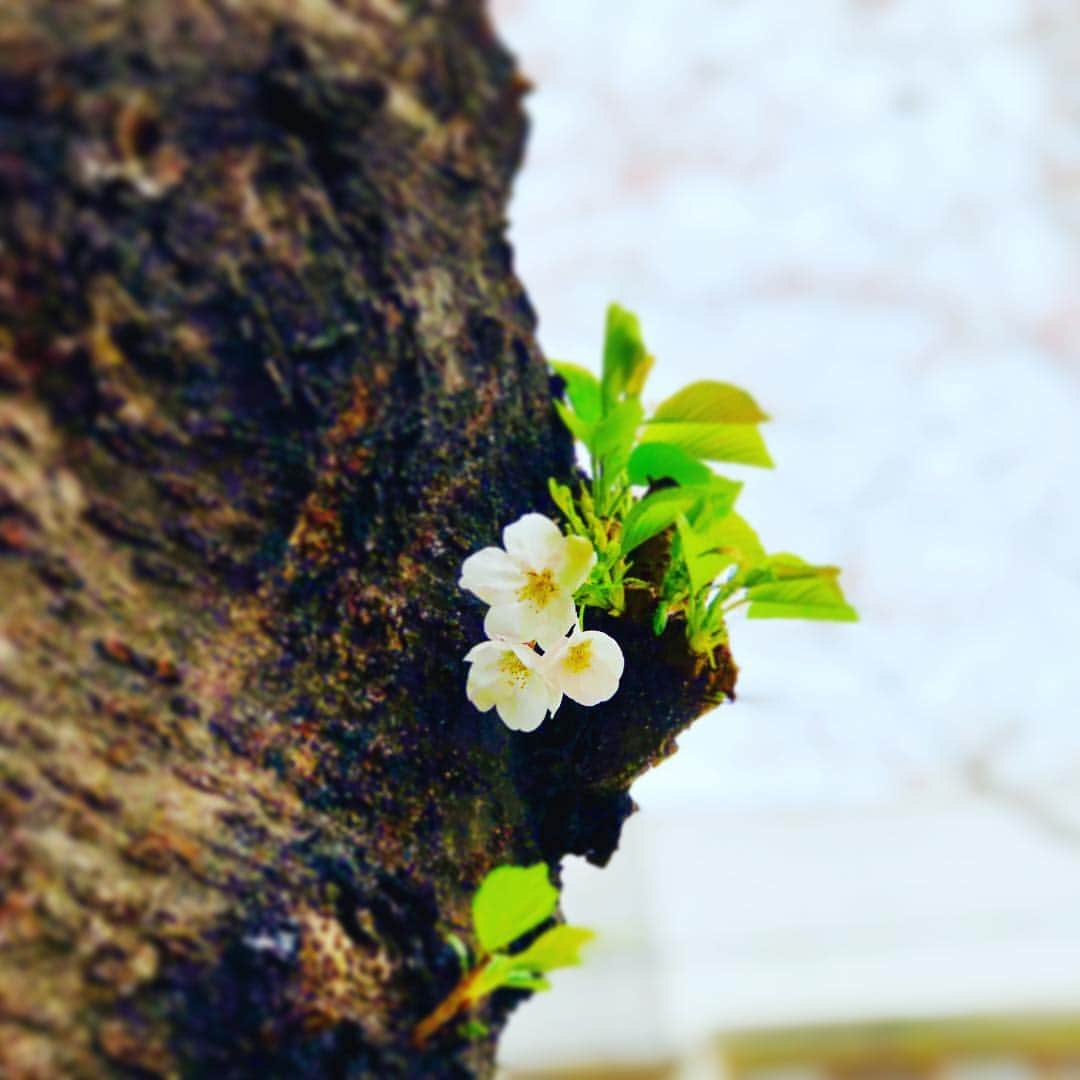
[489, 1, 1080, 1077]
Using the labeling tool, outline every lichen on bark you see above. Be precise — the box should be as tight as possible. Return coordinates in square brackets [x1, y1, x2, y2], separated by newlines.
[0, 2, 734, 1075]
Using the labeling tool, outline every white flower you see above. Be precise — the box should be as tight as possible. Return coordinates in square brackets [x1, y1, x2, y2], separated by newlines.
[459, 514, 621, 733]
[464, 640, 562, 732]
[541, 628, 624, 707]
[459, 513, 596, 650]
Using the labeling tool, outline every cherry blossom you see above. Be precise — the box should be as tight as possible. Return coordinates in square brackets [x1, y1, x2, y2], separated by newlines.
[459, 513, 595, 650]
[465, 640, 562, 732]
[541, 627, 624, 707]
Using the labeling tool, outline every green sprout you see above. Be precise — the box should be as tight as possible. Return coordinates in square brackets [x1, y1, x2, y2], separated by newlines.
[412, 864, 593, 1046]
[550, 303, 857, 660]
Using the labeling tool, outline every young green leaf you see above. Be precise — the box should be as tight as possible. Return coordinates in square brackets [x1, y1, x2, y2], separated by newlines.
[472, 864, 558, 955]
[465, 955, 517, 1001]
[764, 557, 829, 583]
[651, 380, 769, 425]
[466, 954, 554, 1002]
[745, 574, 858, 621]
[416, 865, 594, 1046]
[620, 481, 740, 555]
[746, 553, 840, 584]
[552, 361, 603, 424]
[639, 421, 774, 467]
[593, 398, 644, 472]
[458, 1019, 490, 1040]
[687, 510, 766, 570]
[548, 477, 588, 535]
[445, 933, 471, 972]
[620, 488, 696, 555]
[500, 969, 553, 993]
[602, 303, 651, 408]
[627, 442, 713, 487]
[676, 515, 726, 596]
[554, 399, 597, 450]
[512, 925, 595, 974]
[624, 351, 654, 398]
[465, 927, 592, 1003]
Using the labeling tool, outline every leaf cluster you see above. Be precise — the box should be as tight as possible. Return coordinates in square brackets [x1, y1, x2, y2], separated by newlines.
[414, 864, 591, 1046]
[551, 303, 857, 658]
[461, 864, 592, 1003]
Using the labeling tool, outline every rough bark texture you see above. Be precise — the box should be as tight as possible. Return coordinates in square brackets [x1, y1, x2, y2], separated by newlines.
[0, 2, 735, 1076]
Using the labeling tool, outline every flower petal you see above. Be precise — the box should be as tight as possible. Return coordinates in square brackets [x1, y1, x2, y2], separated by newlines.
[544, 629, 624, 707]
[464, 640, 501, 664]
[495, 674, 552, 732]
[465, 640, 556, 717]
[466, 668, 498, 712]
[459, 546, 524, 606]
[502, 513, 565, 569]
[555, 534, 597, 593]
[547, 678, 564, 717]
[465, 641, 507, 712]
[485, 595, 577, 651]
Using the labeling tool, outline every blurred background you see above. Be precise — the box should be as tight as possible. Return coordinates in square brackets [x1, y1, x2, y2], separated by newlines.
[489, 1, 1080, 1077]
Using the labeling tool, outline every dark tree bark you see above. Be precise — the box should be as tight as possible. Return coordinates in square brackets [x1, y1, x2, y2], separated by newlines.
[0, 2, 734, 1076]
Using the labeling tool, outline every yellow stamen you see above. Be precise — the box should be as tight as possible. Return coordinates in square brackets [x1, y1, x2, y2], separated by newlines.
[498, 650, 531, 689]
[517, 568, 557, 610]
[562, 640, 592, 674]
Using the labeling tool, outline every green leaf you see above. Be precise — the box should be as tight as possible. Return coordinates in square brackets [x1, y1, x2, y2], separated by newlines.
[627, 442, 713, 487]
[466, 955, 552, 1002]
[554, 399, 597, 449]
[548, 477, 587, 535]
[651, 380, 769, 424]
[464, 926, 594, 1003]
[472, 864, 558, 955]
[466, 955, 516, 1001]
[696, 475, 743, 502]
[445, 933, 470, 972]
[501, 969, 553, 992]
[621, 488, 696, 555]
[676, 515, 727, 596]
[745, 572, 858, 622]
[620, 482, 740, 555]
[688, 510, 766, 570]
[763, 553, 816, 572]
[593, 398, 643, 473]
[552, 361, 602, 424]
[458, 1018, 490, 1040]
[745, 553, 839, 585]
[602, 303, 651, 408]
[677, 510, 770, 596]
[512, 925, 595, 973]
[625, 352, 654, 398]
[746, 598, 858, 621]
[640, 421, 774, 467]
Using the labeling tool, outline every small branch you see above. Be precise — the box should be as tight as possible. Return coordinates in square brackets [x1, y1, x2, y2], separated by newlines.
[412, 969, 482, 1049]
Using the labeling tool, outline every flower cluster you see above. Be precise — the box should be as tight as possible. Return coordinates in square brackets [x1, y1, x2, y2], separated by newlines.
[459, 514, 625, 732]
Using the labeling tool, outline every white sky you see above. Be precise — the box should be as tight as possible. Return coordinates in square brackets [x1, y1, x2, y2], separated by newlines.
[491, 0, 1080, 1069]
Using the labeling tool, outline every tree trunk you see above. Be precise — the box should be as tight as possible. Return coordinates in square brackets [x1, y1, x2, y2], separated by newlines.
[0, 2, 734, 1076]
